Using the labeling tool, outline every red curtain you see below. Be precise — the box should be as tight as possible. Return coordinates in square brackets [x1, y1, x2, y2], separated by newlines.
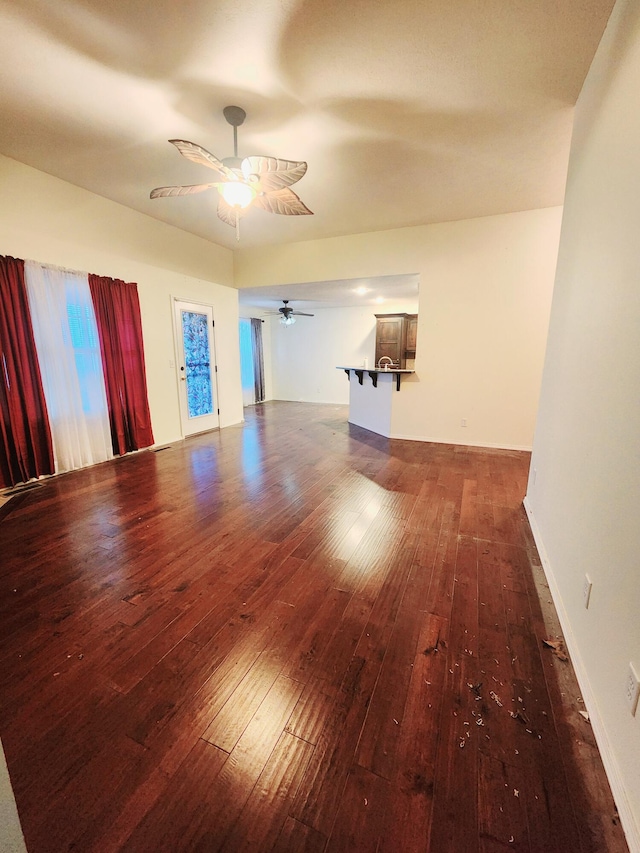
[0, 255, 55, 487]
[88, 274, 154, 455]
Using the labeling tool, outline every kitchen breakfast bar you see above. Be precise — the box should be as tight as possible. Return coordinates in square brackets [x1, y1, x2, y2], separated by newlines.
[337, 366, 415, 438]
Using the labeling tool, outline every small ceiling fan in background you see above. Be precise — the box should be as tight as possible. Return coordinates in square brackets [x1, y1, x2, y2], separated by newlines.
[265, 300, 315, 326]
[150, 106, 312, 240]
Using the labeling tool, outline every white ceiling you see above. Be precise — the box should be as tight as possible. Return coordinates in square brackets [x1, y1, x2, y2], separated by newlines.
[0, 0, 615, 252]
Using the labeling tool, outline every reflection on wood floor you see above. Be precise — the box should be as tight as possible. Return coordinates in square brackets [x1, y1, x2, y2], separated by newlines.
[0, 401, 628, 852]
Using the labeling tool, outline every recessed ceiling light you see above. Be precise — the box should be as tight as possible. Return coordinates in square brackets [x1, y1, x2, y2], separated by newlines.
[354, 286, 369, 295]
[375, 296, 384, 304]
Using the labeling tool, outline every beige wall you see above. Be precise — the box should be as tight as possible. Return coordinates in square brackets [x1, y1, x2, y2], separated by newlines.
[0, 740, 26, 853]
[526, 0, 640, 847]
[0, 155, 243, 444]
[236, 207, 562, 449]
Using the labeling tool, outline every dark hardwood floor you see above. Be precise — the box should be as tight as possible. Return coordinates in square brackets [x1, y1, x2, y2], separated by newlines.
[0, 401, 628, 852]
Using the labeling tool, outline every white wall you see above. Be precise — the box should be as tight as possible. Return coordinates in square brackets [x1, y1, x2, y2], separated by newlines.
[0, 740, 26, 853]
[267, 301, 418, 404]
[235, 208, 561, 449]
[0, 155, 243, 445]
[525, 1, 640, 847]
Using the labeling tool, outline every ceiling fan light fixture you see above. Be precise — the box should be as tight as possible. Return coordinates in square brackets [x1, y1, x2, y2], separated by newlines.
[220, 180, 255, 209]
[280, 314, 296, 326]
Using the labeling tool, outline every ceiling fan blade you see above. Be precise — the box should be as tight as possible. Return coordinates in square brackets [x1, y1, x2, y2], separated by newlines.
[253, 187, 313, 216]
[291, 311, 314, 316]
[217, 196, 247, 227]
[150, 182, 219, 199]
[169, 140, 235, 179]
[242, 157, 308, 193]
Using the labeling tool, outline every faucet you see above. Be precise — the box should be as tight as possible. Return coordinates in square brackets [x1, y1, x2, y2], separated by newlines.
[377, 356, 394, 370]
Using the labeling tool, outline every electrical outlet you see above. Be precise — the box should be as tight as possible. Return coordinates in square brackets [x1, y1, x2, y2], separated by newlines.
[582, 574, 592, 609]
[625, 663, 640, 715]
[461, 418, 467, 428]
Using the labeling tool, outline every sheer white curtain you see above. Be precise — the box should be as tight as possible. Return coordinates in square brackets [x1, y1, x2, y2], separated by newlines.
[24, 261, 113, 473]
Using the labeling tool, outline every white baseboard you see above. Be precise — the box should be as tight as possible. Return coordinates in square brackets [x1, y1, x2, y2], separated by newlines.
[523, 496, 640, 853]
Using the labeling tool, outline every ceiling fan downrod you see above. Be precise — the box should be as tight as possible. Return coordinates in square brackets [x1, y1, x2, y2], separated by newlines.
[223, 105, 246, 159]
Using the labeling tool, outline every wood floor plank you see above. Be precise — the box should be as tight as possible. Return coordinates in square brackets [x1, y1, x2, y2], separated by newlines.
[459, 476, 479, 537]
[291, 654, 379, 836]
[218, 731, 314, 852]
[25, 733, 149, 852]
[285, 675, 339, 745]
[354, 532, 421, 779]
[377, 613, 450, 853]
[282, 587, 352, 683]
[427, 652, 481, 853]
[272, 816, 328, 853]
[192, 674, 305, 852]
[478, 751, 530, 852]
[325, 763, 389, 851]
[202, 650, 286, 752]
[121, 738, 229, 852]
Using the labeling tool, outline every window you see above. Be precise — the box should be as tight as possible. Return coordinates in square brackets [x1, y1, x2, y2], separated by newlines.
[24, 261, 112, 471]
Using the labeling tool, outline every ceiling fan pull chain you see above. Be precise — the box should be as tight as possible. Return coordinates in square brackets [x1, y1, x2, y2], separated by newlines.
[235, 210, 240, 242]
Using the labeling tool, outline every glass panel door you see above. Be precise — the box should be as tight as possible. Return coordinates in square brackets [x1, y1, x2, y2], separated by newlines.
[174, 300, 219, 435]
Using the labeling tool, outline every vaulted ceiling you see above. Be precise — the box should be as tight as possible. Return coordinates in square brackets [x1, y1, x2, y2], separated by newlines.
[0, 0, 615, 251]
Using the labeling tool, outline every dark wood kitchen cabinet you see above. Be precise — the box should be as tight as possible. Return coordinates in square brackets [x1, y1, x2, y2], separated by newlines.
[375, 313, 417, 368]
[406, 314, 418, 355]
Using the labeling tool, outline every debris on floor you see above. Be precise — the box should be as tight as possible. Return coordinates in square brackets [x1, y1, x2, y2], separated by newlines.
[489, 690, 503, 707]
[423, 636, 446, 655]
[542, 637, 569, 662]
[509, 708, 530, 726]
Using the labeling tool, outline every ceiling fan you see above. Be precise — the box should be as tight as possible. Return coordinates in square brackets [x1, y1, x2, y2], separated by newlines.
[266, 300, 315, 326]
[150, 106, 312, 240]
